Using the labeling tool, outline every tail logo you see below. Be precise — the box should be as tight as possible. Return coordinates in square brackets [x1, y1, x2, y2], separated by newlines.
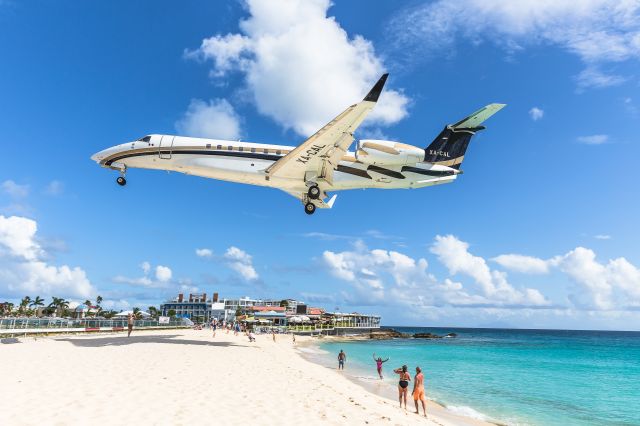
[429, 150, 450, 158]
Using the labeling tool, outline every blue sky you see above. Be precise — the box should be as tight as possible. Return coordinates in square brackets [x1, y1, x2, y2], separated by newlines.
[1, 0, 639, 330]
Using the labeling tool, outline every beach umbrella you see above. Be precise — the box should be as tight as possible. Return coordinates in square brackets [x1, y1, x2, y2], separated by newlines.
[299, 315, 311, 322]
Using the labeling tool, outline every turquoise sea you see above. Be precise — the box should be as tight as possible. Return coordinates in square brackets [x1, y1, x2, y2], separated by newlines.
[316, 328, 640, 425]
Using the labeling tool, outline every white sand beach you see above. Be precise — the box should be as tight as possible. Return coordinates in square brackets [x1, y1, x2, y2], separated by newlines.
[0, 329, 490, 425]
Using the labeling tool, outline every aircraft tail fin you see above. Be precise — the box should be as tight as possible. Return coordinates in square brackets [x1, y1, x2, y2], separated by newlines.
[424, 104, 505, 169]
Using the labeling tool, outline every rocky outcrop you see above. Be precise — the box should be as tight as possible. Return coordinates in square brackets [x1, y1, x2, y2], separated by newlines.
[413, 332, 457, 339]
[368, 329, 411, 339]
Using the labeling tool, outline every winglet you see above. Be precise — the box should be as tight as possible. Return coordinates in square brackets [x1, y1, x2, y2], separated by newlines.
[363, 73, 389, 102]
[326, 194, 338, 208]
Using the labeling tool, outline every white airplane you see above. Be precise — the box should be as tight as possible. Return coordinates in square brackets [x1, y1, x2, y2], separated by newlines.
[91, 74, 505, 214]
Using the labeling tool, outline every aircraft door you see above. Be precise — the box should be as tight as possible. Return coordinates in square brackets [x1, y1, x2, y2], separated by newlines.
[159, 135, 174, 159]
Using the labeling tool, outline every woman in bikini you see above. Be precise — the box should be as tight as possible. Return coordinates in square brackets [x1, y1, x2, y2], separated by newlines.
[373, 353, 390, 379]
[393, 365, 411, 409]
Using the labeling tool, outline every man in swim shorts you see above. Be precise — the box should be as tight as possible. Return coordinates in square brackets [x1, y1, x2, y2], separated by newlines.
[127, 313, 134, 337]
[338, 349, 346, 370]
[413, 366, 427, 417]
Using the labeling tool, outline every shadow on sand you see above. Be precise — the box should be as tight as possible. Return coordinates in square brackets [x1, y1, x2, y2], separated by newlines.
[55, 334, 254, 348]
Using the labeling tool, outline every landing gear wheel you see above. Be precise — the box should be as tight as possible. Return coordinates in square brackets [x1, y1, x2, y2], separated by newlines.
[116, 176, 127, 186]
[304, 202, 316, 215]
[307, 185, 320, 200]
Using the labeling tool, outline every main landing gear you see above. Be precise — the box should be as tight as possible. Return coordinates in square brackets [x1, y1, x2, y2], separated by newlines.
[304, 202, 316, 215]
[307, 184, 320, 200]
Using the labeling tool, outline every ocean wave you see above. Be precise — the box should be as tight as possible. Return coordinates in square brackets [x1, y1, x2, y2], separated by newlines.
[296, 346, 330, 355]
[446, 405, 489, 421]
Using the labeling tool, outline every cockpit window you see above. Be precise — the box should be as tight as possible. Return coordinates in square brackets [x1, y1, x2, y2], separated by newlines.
[137, 135, 151, 142]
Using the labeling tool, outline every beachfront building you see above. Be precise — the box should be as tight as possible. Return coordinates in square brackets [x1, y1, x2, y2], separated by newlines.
[222, 297, 305, 315]
[160, 293, 236, 323]
[329, 312, 381, 329]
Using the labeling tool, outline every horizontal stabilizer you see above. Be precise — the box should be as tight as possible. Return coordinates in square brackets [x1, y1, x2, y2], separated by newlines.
[451, 103, 506, 130]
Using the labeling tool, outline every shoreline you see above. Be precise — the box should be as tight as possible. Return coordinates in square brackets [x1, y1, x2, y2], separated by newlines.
[295, 336, 496, 426]
[1, 328, 491, 425]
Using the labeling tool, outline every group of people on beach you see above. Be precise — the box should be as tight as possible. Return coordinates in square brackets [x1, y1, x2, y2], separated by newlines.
[210, 318, 241, 337]
[337, 350, 428, 417]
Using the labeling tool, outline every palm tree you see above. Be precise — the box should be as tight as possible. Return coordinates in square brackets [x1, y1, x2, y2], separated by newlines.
[148, 306, 158, 318]
[48, 297, 69, 317]
[95, 295, 103, 316]
[29, 296, 45, 317]
[133, 307, 142, 320]
[19, 296, 31, 315]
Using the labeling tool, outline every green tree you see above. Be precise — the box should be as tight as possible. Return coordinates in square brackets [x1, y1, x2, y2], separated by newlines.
[279, 299, 289, 308]
[29, 296, 45, 317]
[48, 297, 69, 317]
[19, 296, 32, 314]
[148, 306, 158, 318]
[167, 309, 176, 318]
[133, 307, 142, 320]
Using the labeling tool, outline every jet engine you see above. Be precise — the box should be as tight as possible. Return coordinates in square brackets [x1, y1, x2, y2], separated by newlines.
[355, 140, 425, 166]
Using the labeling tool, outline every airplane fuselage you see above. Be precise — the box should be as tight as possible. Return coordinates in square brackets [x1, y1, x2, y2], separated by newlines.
[92, 134, 459, 195]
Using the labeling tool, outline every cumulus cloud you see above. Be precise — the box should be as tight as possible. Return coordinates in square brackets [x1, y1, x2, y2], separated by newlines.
[322, 239, 548, 308]
[529, 107, 544, 121]
[175, 98, 242, 140]
[186, 0, 409, 136]
[492, 254, 550, 274]
[577, 134, 608, 145]
[490, 247, 640, 310]
[388, 0, 640, 89]
[0, 215, 95, 299]
[195, 248, 213, 258]
[224, 246, 258, 281]
[113, 262, 173, 288]
[1, 180, 29, 198]
[430, 235, 549, 306]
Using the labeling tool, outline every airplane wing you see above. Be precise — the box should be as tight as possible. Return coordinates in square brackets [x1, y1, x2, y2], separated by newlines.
[265, 74, 389, 184]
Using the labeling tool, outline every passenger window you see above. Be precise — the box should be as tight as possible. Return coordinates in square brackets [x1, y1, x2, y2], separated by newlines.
[276, 150, 282, 155]
[251, 147, 256, 153]
[228, 145, 233, 150]
[217, 145, 222, 150]
[239, 147, 243, 152]
[206, 144, 211, 149]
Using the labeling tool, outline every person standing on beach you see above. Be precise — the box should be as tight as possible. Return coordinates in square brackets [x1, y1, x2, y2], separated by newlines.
[338, 350, 347, 370]
[413, 366, 427, 417]
[393, 365, 411, 409]
[292, 333, 296, 345]
[373, 353, 390, 379]
[212, 318, 217, 337]
[272, 329, 276, 342]
[127, 313, 134, 337]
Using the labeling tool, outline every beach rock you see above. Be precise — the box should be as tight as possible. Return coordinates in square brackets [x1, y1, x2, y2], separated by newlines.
[413, 332, 457, 339]
[368, 329, 410, 339]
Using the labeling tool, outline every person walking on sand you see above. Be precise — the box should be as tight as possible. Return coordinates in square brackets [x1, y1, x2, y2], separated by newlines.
[393, 365, 411, 410]
[212, 318, 217, 337]
[373, 353, 390, 379]
[292, 333, 296, 345]
[272, 329, 276, 342]
[338, 349, 347, 370]
[127, 313, 134, 337]
[413, 366, 427, 417]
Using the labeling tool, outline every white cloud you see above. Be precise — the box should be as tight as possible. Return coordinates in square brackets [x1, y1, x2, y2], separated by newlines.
[187, 0, 409, 136]
[175, 98, 241, 140]
[44, 180, 64, 196]
[0, 215, 95, 299]
[430, 235, 549, 306]
[389, 0, 640, 89]
[113, 262, 172, 288]
[577, 134, 608, 145]
[155, 265, 172, 282]
[594, 234, 612, 240]
[195, 248, 214, 258]
[528, 107, 544, 121]
[1, 180, 29, 198]
[224, 246, 258, 281]
[575, 67, 627, 90]
[492, 254, 550, 274]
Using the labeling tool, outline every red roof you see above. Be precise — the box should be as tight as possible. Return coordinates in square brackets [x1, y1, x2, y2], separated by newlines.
[251, 306, 285, 312]
[309, 308, 324, 315]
